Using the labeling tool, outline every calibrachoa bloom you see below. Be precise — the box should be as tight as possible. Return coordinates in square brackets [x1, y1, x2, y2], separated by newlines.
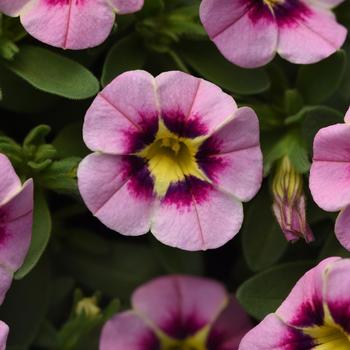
[100, 275, 252, 350]
[0, 0, 144, 50]
[78, 70, 263, 251]
[272, 156, 314, 243]
[310, 108, 350, 251]
[0, 154, 34, 349]
[239, 257, 350, 349]
[200, 0, 347, 68]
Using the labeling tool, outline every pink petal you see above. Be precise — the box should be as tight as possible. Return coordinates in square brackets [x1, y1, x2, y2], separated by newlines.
[335, 205, 350, 251]
[0, 0, 30, 15]
[207, 297, 252, 350]
[0, 322, 8, 350]
[0, 154, 21, 206]
[21, 0, 115, 50]
[277, 7, 347, 64]
[155, 71, 237, 137]
[196, 107, 262, 202]
[151, 178, 243, 251]
[0, 179, 33, 304]
[132, 275, 227, 339]
[276, 258, 340, 327]
[100, 311, 159, 350]
[83, 70, 159, 154]
[78, 153, 155, 236]
[109, 0, 144, 14]
[0, 269, 12, 306]
[200, 1, 278, 68]
[310, 124, 350, 211]
[323, 259, 350, 334]
[239, 313, 314, 350]
[305, 0, 345, 9]
[345, 107, 350, 124]
[0, 180, 33, 269]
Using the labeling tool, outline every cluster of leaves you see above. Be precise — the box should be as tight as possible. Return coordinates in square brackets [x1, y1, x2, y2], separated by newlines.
[0, 0, 350, 348]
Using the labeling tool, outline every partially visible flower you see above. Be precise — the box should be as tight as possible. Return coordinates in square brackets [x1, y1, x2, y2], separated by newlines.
[0, 0, 144, 50]
[272, 156, 313, 243]
[0, 322, 8, 350]
[0, 153, 34, 349]
[310, 107, 350, 250]
[200, 0, 347, 68]
[239, 257, 350, 349]
[0, 153, 33, 303]
[78, 70, 263, 251]
[100, 275, 252, 350]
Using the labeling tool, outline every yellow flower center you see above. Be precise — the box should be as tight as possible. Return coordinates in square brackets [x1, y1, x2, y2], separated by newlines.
[161, 327, 208, 350]
[263, 0, 284, 10]
[137, 121, 208, 197]
[303, 307, 350, 349]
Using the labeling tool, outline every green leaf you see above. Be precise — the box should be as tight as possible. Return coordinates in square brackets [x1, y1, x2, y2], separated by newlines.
[179, 40, 270, 95]
[0, 258, 51, 348]
[283, 89, 303, 116]
[237, 261, 314, 320]
[242, 186, 288, 272]
[0, 63, 58, 113]
[38, 157, 80, 196]
[59, 230, 161, 299]
[15, 190, 52, 279]
[301, 106, 343, 154]
[319, 233, 350, 260]
[150, 237, 204, 275]
[52, 123, 88, 158]
[263, 131, 310, 175]
[296, 50, 346, 104]
[5, 45, 99, 99]
[102, 35, 147, 87]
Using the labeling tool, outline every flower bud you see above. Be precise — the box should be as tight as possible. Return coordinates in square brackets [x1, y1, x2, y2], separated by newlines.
[76, 297, 101, 318]
[272, 156, 314, 243]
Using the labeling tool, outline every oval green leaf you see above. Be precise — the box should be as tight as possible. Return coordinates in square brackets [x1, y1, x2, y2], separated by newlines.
[237, 261, 314, 320]
[179, 40, 270, 95]
[5, 45, 99, 99]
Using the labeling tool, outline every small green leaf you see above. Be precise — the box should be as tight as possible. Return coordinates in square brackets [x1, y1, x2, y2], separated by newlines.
[5, 45, 99, 99]
[38, 157, 80, 196]
[15, 190, 52, 279]
[102, 35, 147, 87]
[179, 40, 270, 95]
[237, 261, 314, 320]
[242, 186, 288, 272]
[296, 50, 346, 104]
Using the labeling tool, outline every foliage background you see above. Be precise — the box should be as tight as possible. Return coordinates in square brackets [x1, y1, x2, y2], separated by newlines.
[0, 0, 350, 348]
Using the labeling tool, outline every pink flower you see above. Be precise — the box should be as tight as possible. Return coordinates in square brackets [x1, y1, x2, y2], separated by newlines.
[0, 322, 8, 350]
[272, 156, 314, 243]
[239, 257, 350, 349]
[100, 275, 252, 350]
[0, 0, 144, 50]
[310, 108, 350, 251]
[78, 70, 263, 251]
[200, 0, 347, 68]
[0, 154, 34, 349]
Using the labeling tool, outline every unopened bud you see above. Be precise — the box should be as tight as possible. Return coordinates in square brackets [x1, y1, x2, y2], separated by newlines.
[76, 297, 101, 318]
[272, 156, 314, 243]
